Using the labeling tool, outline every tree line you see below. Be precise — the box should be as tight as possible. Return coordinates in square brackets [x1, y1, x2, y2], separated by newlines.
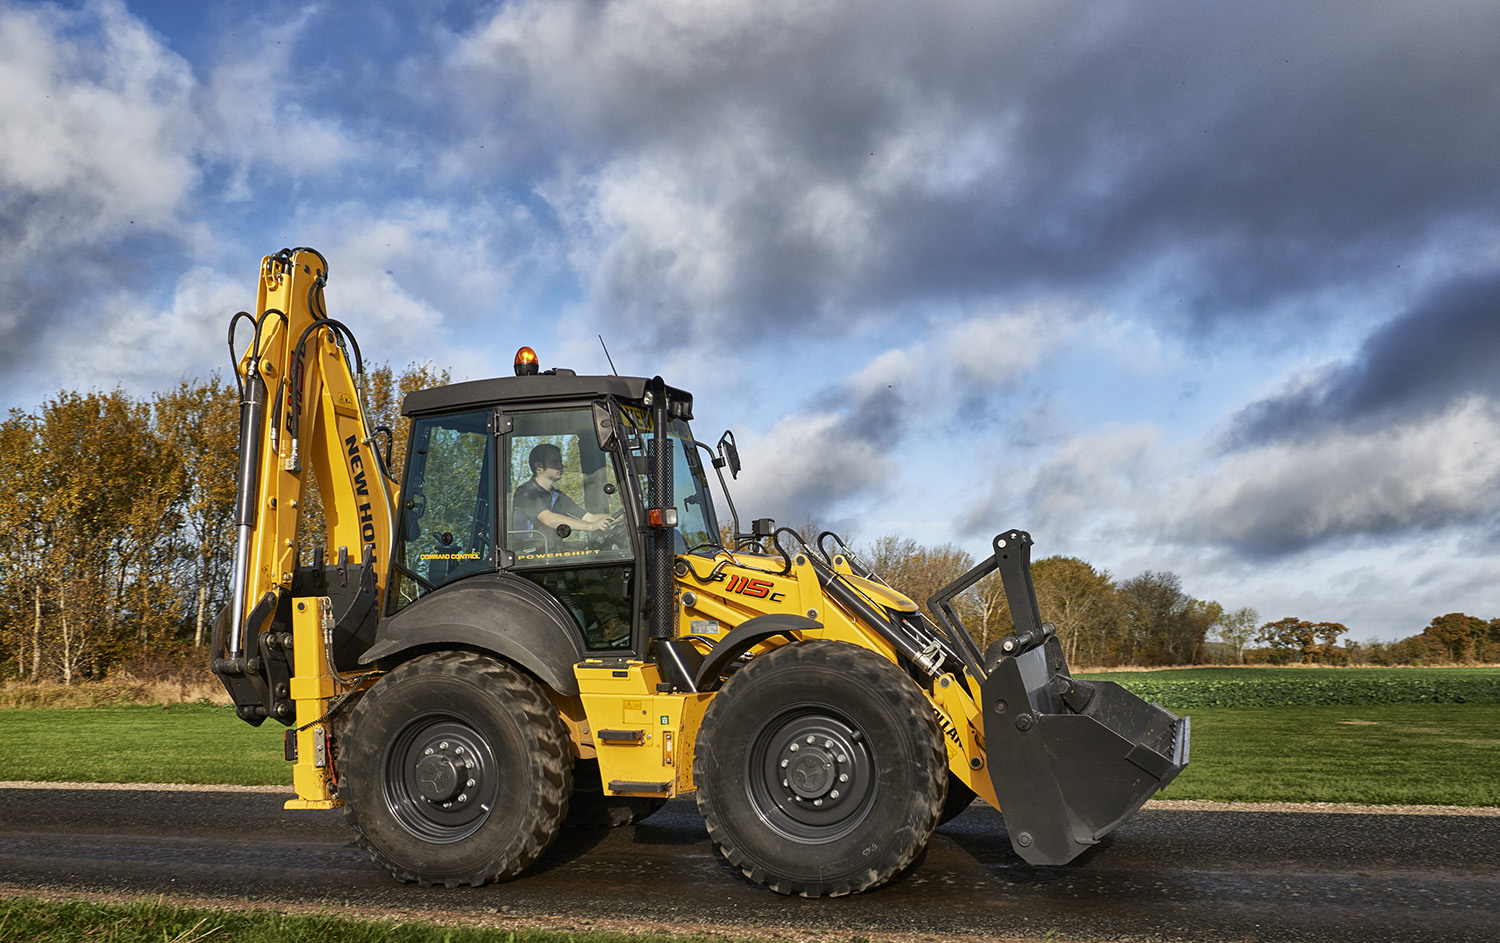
[1, 376, 1494, 684]
[828, 536, 1500, 668]
[0, 365, 444, 685]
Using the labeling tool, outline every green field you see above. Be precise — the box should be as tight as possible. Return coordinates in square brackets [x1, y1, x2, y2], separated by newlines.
[1149, 704, 1499, 805]
[1, 667, 1496, 805]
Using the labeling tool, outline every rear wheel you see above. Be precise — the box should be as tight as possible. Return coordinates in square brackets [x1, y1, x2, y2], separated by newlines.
[339, 651, 571, 886]
[694, 640, 946, 896]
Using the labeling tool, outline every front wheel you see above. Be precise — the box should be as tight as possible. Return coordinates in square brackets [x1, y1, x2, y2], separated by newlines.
[694, 640, 946, 896]
[339, 651, 571, 887]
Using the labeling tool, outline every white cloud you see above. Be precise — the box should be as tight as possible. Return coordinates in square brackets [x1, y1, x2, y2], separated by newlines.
[196, 7, 359, 194]
[1180, 397, 1500, 553]
[0, 0, 196, 241]
[58, 266, 243, 396]
[732, 409, 896, 527]
[940, 301, 1087, 386]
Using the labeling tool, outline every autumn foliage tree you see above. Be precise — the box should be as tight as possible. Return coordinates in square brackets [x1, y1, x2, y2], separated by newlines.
[1419, 613, 1490, 662]
[1254, 617, 1350, 664]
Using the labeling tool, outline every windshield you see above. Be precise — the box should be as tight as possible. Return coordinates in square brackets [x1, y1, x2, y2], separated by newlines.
[620, 406, 721, 555]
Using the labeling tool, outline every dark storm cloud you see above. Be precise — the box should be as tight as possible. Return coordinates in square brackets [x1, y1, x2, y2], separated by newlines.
[1228, 269, 1500, 447]
[465, 1, 1500, 340]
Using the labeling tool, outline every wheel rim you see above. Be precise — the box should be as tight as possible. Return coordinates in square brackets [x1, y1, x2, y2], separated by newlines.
[745, 704, 876, 843]
[382, 713, 499, 843]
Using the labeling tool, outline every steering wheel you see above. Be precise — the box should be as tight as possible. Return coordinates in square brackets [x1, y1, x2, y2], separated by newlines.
[586, 513, 627, 550]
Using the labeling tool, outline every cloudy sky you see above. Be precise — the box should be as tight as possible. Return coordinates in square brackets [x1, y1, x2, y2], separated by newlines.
[3, 0, 1498, 641]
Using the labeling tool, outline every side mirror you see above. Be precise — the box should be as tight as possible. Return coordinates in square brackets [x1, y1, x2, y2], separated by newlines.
[718, 430, 742, 479]
[592, 402, 618, 451]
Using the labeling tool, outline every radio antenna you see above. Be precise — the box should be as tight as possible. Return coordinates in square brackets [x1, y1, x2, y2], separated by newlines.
[598, 335, 619, 375]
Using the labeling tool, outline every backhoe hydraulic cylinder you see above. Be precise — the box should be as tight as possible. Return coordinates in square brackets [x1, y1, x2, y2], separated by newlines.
[227, 361, 268, 661]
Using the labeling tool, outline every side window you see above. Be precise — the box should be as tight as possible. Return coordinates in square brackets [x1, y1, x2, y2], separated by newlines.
[388, 409, 495, 614]
[505, 408, 632, 568]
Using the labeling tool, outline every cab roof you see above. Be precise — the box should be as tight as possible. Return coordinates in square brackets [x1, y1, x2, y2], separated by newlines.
[402, 371, 693, 419]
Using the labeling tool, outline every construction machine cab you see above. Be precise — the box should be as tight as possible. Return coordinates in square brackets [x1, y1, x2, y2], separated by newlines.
[380, 368, 720, 661]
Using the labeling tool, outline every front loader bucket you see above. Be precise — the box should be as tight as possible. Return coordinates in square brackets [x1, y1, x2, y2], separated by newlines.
[979, 637, 1189, 866]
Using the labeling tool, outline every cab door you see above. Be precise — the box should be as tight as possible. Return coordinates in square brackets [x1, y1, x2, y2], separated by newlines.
[500, 406, 641, 654]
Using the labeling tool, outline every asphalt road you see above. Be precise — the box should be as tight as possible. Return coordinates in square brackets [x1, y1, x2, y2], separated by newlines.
[1, 785, 1497, 942]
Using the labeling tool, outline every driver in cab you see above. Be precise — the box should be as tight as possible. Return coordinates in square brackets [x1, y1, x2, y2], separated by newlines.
[513, 443, 618, 539]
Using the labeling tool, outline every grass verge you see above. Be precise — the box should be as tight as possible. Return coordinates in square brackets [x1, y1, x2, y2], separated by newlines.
[0, 896, 710, 943]
[0, 703, 286, 786]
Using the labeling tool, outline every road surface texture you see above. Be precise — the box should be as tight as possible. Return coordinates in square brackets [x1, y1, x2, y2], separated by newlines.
[1, 784, 1497, 942]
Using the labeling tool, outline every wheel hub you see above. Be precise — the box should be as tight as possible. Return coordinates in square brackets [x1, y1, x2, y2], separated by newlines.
[786, 749, 832, 797]
[414, 753, 461, 803]
[750, 710, 875, 841]
[384, 719, 495, 843]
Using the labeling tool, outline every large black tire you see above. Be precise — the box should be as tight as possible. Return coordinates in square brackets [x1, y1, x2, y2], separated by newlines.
[564, 758, 667, 828]
[693, 640, 946, 896]
[338, 651, 571, 887]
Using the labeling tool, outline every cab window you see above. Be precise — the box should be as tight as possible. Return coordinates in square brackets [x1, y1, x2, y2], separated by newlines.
[387, 409, 495, 614]
[504, 407, 635, 651]
[504, 409, 631, 567]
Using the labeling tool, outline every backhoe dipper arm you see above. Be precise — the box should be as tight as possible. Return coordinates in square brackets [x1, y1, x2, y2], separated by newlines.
[215, 249, 396, 721]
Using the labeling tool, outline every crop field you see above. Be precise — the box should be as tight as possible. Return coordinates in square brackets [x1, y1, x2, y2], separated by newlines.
[1078, 665, 1500, 708]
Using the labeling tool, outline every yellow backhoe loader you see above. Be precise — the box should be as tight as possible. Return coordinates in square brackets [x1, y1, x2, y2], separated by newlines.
[213, 248, 1189, 896]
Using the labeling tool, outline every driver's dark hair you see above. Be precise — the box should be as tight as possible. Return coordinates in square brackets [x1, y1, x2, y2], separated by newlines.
[528, 442, 563, 473]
